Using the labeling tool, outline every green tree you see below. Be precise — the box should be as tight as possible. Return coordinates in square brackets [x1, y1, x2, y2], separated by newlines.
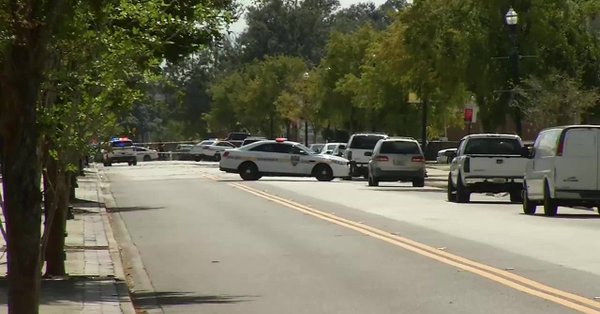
[238, 0, 339, 64]
[517, 74, 600, 128]
[0, 0, 234, 312]
[315, 25, 380, 133]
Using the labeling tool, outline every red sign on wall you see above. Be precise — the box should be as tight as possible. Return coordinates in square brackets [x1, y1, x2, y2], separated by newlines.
[464, 108, 473, 123]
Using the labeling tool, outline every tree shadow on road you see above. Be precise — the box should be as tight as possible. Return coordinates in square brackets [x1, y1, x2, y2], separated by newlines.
[106, 206, 164, 213]
[0, 277, 128, 305]
[132, 290, 257, 310]
[71, 198, 102, 206]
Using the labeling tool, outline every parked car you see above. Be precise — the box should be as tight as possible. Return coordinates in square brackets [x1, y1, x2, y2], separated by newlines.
[367, 138, 426, 187]
[331, 144, 347, 157]
[522, 125, 600, 216]
[242, 137, 267, 146]
[437, 148, 458, 164]
[344, 133, 388, 178]
[309, 143, 325, 153]
[189, 140, 216, 161]
[197, 140, 236, 161]
[102, 137, 137, 166]
[226, 132, 251, 147]
[447, 134, 529, 203]
[135, 146, 159, 162]
[219, 138, 350, 181]
[174, 144, 194, 160]
[320, 143, 345, 155]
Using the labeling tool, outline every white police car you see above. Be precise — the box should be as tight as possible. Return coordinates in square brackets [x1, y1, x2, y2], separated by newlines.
[219, 138, 350, 181]
[103, 137, 137, 166]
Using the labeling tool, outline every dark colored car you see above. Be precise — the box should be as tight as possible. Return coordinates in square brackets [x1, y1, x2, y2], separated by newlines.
[226, 132, 251, 147]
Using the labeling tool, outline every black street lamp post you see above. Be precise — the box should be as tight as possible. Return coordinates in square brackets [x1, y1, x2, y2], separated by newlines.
[505, 7, 523, 136]
[302, 72, 310, 146]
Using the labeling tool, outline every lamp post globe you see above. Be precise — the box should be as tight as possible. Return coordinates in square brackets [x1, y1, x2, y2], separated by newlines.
[505, 7, 518, 25]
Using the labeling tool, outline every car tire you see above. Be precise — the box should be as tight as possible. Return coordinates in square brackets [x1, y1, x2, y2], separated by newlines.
[132, 159, 137, 166]
[239, 162, 260, 181]
[522, 187, 536, 215]
[412, 177, 425, 188]
[510, 189, 523, 203]
[314, 164, 334, 182]
[543, 181, 558, 216]
[456, 174, 470, 203]
[447, 174, 456, 202]
[143, 155, 151, 162]
[214, 153, 221, 162]
[368, 174, 379, 187]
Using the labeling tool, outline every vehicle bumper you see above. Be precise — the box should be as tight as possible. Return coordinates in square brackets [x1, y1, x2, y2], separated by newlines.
[372, 168, 425, 180]
[464, 176, 523, 193]
[331, 165, 351, 178]
[109, 156, 135, 163]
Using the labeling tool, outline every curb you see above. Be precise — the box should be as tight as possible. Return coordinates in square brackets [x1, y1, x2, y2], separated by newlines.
[92, 165, 137, 314]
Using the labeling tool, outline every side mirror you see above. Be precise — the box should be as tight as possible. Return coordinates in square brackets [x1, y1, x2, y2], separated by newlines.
[365, 151, 373, 157]
[522, 146, 533, 158]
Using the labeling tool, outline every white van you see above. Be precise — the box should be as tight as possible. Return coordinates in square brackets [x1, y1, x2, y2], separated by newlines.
[523, 125, 600, 216]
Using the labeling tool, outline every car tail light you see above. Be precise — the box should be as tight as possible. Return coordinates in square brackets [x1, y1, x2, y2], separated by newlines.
[223, 151, 230, 158]
[374, 155, 389, 161]
[464, 156, 470, 173]
[556, 138, 564, 156]
[411, 156, 425, 162]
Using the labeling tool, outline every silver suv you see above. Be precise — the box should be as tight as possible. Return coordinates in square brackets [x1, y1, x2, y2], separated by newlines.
[367, 138, 425, 187]
[344, 133, 388, 177]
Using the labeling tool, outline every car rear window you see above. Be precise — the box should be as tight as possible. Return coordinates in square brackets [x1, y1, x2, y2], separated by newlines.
[111, 141, 133, 148]
[380, 141, 421, 154]
[464, 138, 522, 155]
[349, 135, 386, 149]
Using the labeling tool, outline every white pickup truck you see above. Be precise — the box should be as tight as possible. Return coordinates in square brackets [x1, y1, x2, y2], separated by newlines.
[447, 134, 529, 203]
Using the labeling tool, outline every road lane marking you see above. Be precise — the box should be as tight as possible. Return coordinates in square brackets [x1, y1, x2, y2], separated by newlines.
[230, 182, 600, 314]
[201, 173, 219, 181]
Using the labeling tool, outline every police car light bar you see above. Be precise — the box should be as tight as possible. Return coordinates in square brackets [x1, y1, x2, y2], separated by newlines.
[275, 137, 287, 143]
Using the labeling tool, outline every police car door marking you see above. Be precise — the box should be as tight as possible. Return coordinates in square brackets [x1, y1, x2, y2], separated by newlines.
[291, 155, 300, 166]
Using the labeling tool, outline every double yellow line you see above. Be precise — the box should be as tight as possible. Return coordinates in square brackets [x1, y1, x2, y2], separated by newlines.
[229, 182, 600, 314]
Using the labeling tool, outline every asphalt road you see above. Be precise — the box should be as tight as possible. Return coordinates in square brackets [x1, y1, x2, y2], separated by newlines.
[103, 161, 600, 314]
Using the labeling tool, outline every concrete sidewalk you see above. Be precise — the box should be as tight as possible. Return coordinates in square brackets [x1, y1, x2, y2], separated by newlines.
[0, 168, 135, 313]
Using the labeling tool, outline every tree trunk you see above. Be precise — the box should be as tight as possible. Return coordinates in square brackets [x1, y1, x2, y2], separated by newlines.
[44, 171, 68, 277]
[42, 154, 68, 277]
[0, 1, 68, 312]
[0, 100, 43, 314]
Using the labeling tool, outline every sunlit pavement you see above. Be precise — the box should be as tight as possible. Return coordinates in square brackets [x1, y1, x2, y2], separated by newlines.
[102, 160, 600, 314]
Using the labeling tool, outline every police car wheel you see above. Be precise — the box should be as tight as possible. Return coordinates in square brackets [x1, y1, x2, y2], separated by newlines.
[314, 164, 334, 182]
[239, 162, 260, 181]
